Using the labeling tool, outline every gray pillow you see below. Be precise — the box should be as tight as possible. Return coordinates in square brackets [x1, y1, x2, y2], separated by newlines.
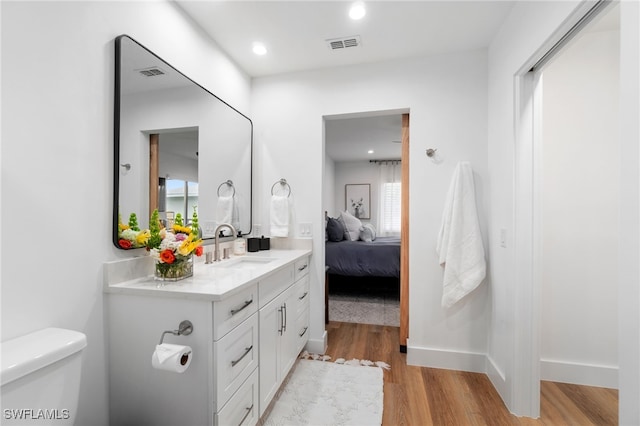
[326, 217, 345, 242]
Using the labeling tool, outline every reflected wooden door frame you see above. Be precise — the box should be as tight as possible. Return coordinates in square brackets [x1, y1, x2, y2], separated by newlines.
[149, 133, 159, 215]
[400, 113, 409, 351]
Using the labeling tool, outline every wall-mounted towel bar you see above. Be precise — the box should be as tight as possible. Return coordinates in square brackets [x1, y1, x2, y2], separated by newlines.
[271, 178, 292, 198]
[217, 180, 235, 197]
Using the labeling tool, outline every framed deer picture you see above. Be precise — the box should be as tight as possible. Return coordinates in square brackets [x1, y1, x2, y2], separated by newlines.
[345, 184, 371, 219]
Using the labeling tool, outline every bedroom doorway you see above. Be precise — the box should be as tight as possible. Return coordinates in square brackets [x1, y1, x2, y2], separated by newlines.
[323, 110, 409, 351]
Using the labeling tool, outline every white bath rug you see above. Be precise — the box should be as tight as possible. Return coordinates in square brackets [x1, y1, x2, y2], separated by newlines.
[263, 358, 384, 426]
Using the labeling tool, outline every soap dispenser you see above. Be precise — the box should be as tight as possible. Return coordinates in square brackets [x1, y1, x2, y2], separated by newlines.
[233, 231, 246, 255]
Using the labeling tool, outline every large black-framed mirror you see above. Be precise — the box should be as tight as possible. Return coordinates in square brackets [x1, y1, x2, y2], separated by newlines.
[113, 35, 252, 249]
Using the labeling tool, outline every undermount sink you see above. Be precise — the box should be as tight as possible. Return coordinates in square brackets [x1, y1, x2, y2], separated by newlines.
[211, 256, 275, 269]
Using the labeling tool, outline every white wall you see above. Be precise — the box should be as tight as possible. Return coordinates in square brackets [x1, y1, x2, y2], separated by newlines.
[251, 49, 491, 369]
[540, 28, 619, 388]
[1, 2, 250, 424]
[488, 0, 640, 420]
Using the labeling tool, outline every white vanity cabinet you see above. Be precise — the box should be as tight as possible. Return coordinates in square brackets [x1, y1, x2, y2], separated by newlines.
[258, 256, 310, 416]
[105, 250, 311, 426]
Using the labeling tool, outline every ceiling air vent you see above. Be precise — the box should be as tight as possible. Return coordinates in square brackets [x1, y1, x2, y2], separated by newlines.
[138, 67, 165, 77]
[326, 35, 361, 50]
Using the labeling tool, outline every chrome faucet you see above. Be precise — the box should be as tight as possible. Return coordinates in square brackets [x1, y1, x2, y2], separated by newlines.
[214, 223, 237, 262]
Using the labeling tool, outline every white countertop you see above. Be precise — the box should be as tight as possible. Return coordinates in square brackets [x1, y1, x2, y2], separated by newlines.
[105, 249, 311, 302]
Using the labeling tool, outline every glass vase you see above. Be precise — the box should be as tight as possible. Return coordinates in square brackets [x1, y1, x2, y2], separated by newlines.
[154, 254, 193, 282]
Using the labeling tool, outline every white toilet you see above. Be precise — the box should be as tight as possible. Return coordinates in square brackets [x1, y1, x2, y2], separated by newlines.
[1, 328, 87, 425]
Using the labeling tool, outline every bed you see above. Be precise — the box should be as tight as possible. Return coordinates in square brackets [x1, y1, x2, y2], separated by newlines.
[324, 211, 401, 323]
[325, 237, 401, 278]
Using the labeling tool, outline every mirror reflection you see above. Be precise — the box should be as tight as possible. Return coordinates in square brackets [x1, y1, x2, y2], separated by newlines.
[114, 35, 252, 249]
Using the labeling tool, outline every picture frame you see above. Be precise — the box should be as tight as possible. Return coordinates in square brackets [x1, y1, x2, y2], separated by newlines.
[345, 184, 371, 219]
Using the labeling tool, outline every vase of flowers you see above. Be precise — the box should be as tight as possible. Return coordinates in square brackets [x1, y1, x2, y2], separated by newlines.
[117, 212, 150, 249]
[147, 209, 203, 282]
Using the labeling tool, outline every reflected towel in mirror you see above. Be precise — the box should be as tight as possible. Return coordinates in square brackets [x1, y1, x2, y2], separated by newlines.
[216, 195, 235, 225]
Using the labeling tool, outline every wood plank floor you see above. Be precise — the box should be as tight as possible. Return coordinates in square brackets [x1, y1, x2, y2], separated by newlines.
[324, 321, 618, 426]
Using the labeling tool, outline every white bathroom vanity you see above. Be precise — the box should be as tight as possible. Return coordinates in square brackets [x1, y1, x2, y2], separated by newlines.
[104, 249, 311, 426]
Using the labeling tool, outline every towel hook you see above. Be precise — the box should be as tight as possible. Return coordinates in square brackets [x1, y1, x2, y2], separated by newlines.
[426, 148, 437, 158]
[217, 180, 236, 197]
[271, 178, 292, 198]
[158, 320, 193, 345]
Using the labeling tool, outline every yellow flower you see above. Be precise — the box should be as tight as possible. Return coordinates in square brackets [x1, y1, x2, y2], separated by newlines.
[178, 235, 201, 256]
[119, 223, 130, 231]
[173, 224, 191, 235]
[135, 230, 150, 245]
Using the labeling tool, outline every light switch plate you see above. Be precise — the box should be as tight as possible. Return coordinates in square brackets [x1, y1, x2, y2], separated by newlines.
[299, 223, 312, 237]
[500, 228, 507, 248]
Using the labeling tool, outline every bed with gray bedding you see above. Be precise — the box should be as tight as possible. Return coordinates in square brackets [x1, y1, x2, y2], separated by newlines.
[325, 236, 401, 278]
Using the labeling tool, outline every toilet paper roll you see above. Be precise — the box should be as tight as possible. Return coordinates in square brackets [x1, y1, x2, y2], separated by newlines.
[151, 344, 192, 373]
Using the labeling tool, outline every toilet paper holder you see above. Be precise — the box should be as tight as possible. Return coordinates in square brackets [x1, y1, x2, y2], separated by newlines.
[158, 320, 193, 345]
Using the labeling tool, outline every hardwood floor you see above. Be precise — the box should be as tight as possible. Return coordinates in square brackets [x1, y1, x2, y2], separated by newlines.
[324, 321, 618, 426]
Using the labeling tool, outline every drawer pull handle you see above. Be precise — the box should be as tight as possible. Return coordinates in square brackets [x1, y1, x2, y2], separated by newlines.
[231, 345, 253, 367]
[230, 299, 253, 316]
[238, 404, 254, 426]
[278, 307, 283, 335]
[298, 264, 308, 272]
[298, 291, 308, 300]
[299, 326, 308, 337]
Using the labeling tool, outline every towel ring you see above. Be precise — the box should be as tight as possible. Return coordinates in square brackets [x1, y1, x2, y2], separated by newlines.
[217, 180, 236, 197]
[271, 178, 291, 198]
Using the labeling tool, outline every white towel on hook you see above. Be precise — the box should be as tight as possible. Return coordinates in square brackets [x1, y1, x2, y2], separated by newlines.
[215, 195, 234, 225]
[270, 195, 290, 237]
[436, 161, 486, 308]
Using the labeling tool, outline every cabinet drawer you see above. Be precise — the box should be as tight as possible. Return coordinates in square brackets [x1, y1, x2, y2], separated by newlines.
[293, 275, 310, 318]
[294, 256, 310, 282]
[213, 284, 258, 341]
[258, 265, 294, 309]
[213, 313, 259, 411]
[295, 307, 310, 355]
[215, 369, 258, 426]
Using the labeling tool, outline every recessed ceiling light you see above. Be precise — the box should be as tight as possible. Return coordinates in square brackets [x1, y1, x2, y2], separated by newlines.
[252, 42, 267, 56]
[368, 150, 374, 154]
[349, 1, 366, 20]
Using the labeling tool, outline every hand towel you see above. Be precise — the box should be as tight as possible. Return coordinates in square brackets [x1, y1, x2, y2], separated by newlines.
[436, 162, 486, 308]
[270, 195, 290, 237]
[215, 195, 234, 225]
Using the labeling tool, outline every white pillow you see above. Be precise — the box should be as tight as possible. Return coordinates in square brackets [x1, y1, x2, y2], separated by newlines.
[340, 210, 362, 241]
[359, 223, 377, 242]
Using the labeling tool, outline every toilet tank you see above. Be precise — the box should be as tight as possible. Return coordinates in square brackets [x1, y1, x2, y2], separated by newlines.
[1, 328, 87, 425]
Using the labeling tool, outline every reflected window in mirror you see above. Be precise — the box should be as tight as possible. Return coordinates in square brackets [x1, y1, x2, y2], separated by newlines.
[166, 179, 199, 225]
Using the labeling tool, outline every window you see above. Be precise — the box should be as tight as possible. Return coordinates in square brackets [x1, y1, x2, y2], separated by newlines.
[380, 182, 401, 234]
[166, 179, 199, 223]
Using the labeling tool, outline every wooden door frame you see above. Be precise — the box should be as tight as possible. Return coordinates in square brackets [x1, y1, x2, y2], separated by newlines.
[400, 114, 409, 351]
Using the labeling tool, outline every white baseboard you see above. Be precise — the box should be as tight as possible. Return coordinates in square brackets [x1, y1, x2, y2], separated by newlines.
[486, 355, 510, 408]
[406, 340, 486, 374]
[305, 330, 328, 355]
[540, 358, 618, 389]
